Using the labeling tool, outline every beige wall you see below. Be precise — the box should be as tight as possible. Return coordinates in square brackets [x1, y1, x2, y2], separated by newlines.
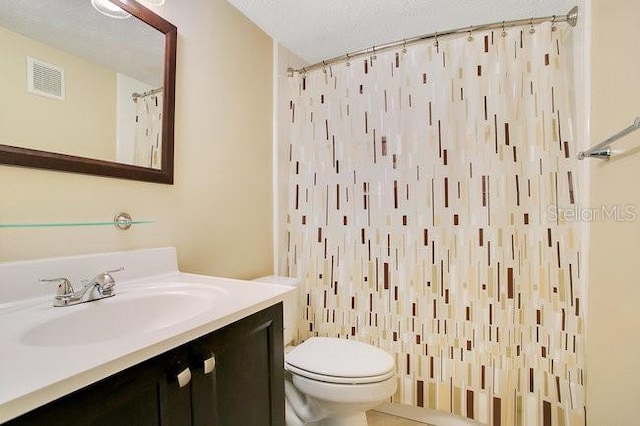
[587, 0, 640, 424]
[0, 25, 116, 161]
[0, 0, 274, 280]
[275, 44, 307, 274]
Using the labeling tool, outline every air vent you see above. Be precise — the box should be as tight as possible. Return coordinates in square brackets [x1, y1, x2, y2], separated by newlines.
[27, 57, 65, 100]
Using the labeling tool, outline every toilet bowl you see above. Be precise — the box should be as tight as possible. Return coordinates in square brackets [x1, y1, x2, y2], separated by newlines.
[252, 277, 397, 426]
[284, 337, 397, 426]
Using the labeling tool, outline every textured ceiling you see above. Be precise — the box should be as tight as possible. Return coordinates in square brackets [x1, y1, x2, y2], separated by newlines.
[0, 0, 164, 86]
[225, 0, 576, 64]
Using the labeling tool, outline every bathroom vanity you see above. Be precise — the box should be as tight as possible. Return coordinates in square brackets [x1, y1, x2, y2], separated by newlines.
[0, 248, 293, 425]
[7, 304, 283, 426]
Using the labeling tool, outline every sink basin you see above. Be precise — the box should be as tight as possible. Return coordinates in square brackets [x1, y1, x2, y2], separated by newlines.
[21, 286, 218, 347]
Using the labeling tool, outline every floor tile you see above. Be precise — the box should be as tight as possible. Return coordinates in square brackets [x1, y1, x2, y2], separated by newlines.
[366, 410, 432, 425]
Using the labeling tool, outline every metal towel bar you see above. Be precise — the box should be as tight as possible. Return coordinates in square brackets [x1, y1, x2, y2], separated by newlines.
[578, 117, 640, 160]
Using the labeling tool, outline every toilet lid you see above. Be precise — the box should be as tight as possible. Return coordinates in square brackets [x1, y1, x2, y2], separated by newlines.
[285, 337, 395, 384]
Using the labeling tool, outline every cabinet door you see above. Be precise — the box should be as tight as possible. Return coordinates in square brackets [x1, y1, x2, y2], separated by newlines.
[7, 348, 192, 426]
[191, 303, 285, 426]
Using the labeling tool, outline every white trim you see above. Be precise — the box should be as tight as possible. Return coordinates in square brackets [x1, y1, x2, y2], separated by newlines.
[273, 40, 280, 274]
[578, 0, 592, 327]
[576, 0, 592, 415]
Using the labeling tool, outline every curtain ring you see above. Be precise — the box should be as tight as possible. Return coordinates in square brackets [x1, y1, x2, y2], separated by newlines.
[322, 60, 327, 74]
[529, 17, 536, 34]
[551, 15, 558, 32]
[402, 39, 407, 53]
[371, 45, 377, 61]
[467, 26, 474, 42]
[434, 32, 439, 48]
[345, 53, 351, 67]
[501, 20, 507, 37]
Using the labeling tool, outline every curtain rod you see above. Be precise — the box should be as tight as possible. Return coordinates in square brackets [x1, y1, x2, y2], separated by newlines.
[288, 6, 578, 76]
[132, 87, 163, 102]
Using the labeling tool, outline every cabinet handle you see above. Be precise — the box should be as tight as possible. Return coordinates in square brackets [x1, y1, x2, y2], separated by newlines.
[203, 355, 216, 375]
[176, 367, 191, 388]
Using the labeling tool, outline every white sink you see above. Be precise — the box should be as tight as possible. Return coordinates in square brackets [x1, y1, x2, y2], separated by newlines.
[0, 247, 296, 424]
[20, 285, 220, 347]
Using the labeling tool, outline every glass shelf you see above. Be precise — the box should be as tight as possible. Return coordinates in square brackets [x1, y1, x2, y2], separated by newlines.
[0, 220, 154, 229]
[0, 213, 153, 230]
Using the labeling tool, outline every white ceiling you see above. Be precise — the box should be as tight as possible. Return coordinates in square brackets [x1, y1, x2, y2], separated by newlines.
[0, 0, 164, 86]
[225, 0, 576, 64]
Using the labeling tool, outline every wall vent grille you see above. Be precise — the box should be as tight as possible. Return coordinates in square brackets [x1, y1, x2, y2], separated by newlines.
[27, 57, 65, 100]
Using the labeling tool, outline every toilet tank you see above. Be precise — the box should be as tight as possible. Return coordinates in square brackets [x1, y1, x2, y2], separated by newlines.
[252, 276, 299, 346]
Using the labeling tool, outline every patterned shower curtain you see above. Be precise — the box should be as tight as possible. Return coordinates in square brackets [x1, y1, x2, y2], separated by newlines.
[134, 91, 163, 169]
[283, 21, 584, 426]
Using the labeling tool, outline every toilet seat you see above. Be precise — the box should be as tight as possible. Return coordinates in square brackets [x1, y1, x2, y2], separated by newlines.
[286, 364, 395, 384]
[285, 337, 395, 384]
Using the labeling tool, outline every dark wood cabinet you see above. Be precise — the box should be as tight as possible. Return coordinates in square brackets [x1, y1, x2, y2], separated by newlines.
[190, 303, 285, 426]
[7, 304, 284, 426]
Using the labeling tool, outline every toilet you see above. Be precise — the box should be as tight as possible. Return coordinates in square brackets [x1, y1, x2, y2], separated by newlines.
[253, 276, 397, 426]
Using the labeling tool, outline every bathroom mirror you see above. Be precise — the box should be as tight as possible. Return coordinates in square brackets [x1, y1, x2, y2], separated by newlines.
[0, 0, 177, 184]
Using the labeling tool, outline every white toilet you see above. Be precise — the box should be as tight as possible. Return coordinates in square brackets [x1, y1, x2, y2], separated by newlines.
[253, 276, 397, 426]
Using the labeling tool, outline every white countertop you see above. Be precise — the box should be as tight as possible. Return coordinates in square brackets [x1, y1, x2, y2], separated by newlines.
[0, 271, 294, 423]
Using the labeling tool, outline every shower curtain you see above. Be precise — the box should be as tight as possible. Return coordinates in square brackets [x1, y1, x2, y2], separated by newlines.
[283, 21, 584, 426]
[134, 91, 163, 169]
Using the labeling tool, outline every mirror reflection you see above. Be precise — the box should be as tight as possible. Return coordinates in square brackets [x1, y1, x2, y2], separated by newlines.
[0, 0, 165, 169]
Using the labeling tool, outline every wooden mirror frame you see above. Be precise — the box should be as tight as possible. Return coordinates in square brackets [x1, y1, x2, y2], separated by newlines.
[0, 0, 177, 184]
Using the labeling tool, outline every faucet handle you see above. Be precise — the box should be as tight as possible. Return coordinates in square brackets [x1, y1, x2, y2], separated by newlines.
[94, 267, 124, 293]
[40, 277, 74, 297]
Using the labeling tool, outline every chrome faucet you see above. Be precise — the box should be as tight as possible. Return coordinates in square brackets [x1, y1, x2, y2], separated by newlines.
[41, 267, 124, 307]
